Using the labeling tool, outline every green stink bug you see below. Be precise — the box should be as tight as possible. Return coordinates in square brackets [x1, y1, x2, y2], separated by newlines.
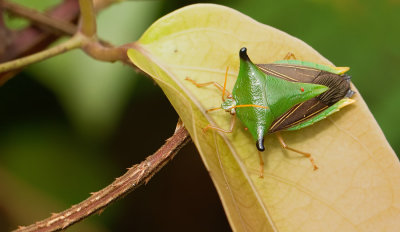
[186, 47, 355, 176]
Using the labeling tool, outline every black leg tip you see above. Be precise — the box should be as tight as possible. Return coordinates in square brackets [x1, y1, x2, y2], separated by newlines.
[256, 138, 265, 151]
[239, 47, 250, 61]
[346, 89, 356, 98]
[342, 74, 352, 81]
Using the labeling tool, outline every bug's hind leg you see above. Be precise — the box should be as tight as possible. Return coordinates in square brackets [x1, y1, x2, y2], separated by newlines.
[185, 67, 232, 101]
[275, 132, 318, 170]
[185, 77, 227, 92]
[283, 52, 297, 60]
[258, 150, 265, 178]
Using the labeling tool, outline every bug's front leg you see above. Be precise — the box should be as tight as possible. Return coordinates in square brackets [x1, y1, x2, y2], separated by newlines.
[185, 66, 232, 101]
[275, 132, 318, 170]
[185, 77, 225, 92]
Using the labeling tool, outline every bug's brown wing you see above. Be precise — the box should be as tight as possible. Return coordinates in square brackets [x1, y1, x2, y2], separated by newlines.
[257, 63, 322, 83]
[256, 64, 352, 133]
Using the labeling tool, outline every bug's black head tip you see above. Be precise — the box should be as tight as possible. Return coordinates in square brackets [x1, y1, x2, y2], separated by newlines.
[256, 138, 265, 151]
[239, 47, 250, 61]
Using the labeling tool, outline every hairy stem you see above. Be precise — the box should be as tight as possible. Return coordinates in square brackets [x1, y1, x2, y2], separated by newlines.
[0, 35, 84, 73]
[14, 122, 191, 232]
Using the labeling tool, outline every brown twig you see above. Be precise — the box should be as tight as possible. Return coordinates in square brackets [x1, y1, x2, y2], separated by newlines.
[1, 1, 187, 231]
[0, 0, 80, 63]
[0, 0, 137, 84]
[78, 0, 96, 37]
[0, 0, 80, 85]
[82, 41, 133, 63]
[1, 0, 77, 35]
[14, 121, 191, 232]
[0, 34, 84, 73]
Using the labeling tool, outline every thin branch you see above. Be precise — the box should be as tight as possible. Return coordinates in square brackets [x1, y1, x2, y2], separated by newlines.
[1, 0, 76, 35]
[0, 0, 80, 62]
[82, 41, 133, 63]
[1, 0, 127, 65]
[1, 2, 187, 232]
[14, 121, 191, 232]
[0, 35, 84, 73]
[78, 0, 96, 37]
[0, 0, 134, 85]
[0, 0, 132, 79]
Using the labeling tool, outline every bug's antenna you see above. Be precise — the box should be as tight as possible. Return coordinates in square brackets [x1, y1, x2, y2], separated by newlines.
[222, 66, 229, 102]
[232, 104, 269, 110]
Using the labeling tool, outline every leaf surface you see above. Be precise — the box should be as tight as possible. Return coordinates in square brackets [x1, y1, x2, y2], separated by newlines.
[128, 4, 400, 231]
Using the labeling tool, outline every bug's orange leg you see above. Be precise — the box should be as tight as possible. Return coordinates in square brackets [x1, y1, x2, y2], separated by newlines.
[185, 77, 224, 90]
[185, 73, 232, 100]
[232, 104, 269, 110]
[275, 132, 318, 170]
[283, 52, 297, 60]
[203, 115, 236, 133]
[258, 150, 265, 178]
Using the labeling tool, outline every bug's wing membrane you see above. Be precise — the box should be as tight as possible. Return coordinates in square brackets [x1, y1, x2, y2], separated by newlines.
[257, 64, 321, 83]
[256, 63, 352, 133]
[268, 99, 328, 133]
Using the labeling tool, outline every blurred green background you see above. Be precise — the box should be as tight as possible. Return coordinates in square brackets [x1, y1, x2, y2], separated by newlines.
[1, 0, 399, 231]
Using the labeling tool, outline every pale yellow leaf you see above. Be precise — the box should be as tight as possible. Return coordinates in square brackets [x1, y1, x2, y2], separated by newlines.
[128, 4, 400, 231]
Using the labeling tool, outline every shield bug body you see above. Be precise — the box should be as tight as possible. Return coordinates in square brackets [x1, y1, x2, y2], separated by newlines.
[186, 47, 355, 177]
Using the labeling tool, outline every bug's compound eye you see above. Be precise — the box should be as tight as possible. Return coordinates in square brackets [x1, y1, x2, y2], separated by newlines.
[342, 74, 352, 83]
[227, 94, 233, 99]
[230, 108, 236, 115]
[300, 87, 305, 92]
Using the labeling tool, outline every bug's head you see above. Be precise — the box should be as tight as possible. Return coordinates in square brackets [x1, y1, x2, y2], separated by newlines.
[221, 98, 236, 115]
